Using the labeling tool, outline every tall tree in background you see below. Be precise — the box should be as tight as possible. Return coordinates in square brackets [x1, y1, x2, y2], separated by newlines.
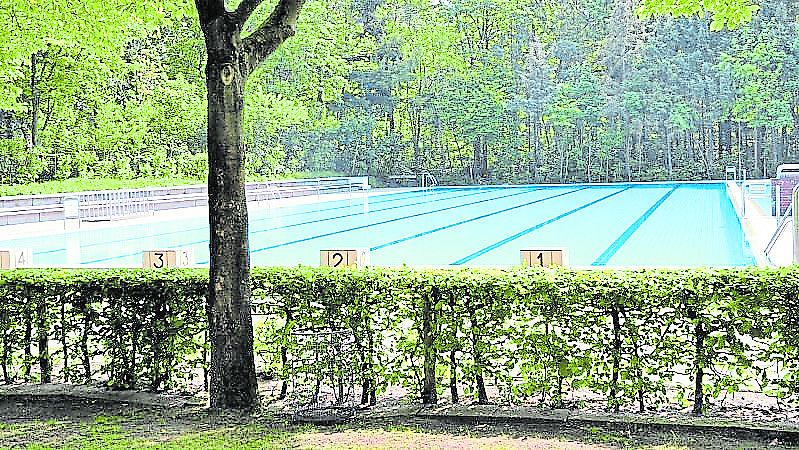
[193, 0, 305, 409]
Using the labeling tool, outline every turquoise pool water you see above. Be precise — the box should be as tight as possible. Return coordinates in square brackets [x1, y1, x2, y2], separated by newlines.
[0, 182, 756, 268]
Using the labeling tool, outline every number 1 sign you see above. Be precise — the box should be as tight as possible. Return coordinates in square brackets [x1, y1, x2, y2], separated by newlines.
[521, 249, 567, 268]
[320, 249, 370, 268]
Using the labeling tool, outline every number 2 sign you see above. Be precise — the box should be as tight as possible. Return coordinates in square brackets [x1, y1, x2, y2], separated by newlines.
[520, 249, 567, 268]
[320, 249, 370, 268]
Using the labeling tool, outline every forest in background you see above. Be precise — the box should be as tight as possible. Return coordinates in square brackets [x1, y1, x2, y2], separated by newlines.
[1, 0, 797, 186]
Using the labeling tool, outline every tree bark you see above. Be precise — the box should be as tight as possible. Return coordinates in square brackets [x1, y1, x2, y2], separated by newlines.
[203, 16, 258, 409]
[421, 289, 437, 405]
[693, 320, 707, 416]
[28, 52, 41, 150]
[719, 119, 732, 156]
[36, 298, 51, 384]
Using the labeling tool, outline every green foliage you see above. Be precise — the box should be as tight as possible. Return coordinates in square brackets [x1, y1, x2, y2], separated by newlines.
[0, 0, 794, 187]
[637, 0, 760, 30]
[0, 139, 44, 184]
[1, 266, 798, 413]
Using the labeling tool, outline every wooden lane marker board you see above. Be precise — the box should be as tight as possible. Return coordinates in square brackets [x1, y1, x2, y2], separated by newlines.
[143, 249, 193, 269]
[0, 249, 33, 270]
[320, 249, 370, 268]
[521, 248, 567, 268]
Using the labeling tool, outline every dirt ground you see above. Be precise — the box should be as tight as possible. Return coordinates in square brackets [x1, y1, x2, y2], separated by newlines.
[0, 396, 794, 449]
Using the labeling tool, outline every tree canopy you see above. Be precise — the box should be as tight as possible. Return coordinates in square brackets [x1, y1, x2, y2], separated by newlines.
[638, 0, 760, 30]
[1, 0, 789, 188]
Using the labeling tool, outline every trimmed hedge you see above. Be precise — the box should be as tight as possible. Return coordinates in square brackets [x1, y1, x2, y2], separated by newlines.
[0, 267, 798, 413]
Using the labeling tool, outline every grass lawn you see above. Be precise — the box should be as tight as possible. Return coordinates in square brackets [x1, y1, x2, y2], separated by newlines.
[0, 177, 204, 197]
[0, 397, 787, 449]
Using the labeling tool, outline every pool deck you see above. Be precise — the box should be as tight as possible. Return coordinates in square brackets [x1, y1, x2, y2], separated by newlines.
[0, 188, 413, 241]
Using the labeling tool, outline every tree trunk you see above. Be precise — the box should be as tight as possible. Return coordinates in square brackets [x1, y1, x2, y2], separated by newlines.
[706, 123, 715, 178]
[719, 119, 732, 156]
[204, 22, 258, 409]
[624, 120, 632, 181]
[421, 289, 437, 405]
[526, 117, 533, 183]
[533, 119, 541, 182]
[665, 125, 673, 178]
[28, 52, 41, 150]
[751, 127, 766, 178]
[693, 321, 706, 415]
[778, 128, 786, 165]
[37, 298, 51, 384]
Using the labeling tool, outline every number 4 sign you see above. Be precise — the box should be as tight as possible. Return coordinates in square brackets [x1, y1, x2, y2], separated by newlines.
[0, 249, 32, 270]
[521, 249, 567, 268]
[143, 249, 193, 269]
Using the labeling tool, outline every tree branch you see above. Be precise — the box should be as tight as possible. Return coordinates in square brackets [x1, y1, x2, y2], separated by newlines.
[241, 0, 306, 73]
[194, 0, 227, 28]
[234, 0, 263, 27]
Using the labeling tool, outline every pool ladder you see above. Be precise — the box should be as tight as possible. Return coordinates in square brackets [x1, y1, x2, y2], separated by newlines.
[420, 172, 437, 188]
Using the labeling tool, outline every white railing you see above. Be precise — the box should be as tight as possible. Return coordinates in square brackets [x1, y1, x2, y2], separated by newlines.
[764, 184, 798, 265]
[246, 177, 368, 203]
[79, 189, 155, 221]
[0, 177, 370, 225]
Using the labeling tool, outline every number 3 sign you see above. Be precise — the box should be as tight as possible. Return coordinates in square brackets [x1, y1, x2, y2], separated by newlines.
[143, 249, 193, 269]
[320, 249, 370, 268]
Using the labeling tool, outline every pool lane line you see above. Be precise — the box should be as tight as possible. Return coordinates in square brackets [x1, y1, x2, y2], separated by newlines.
[450, 186, 633, 265]
[248, 186, 464, 225]
[39, 187, 463, 255]
[248, 187, 502, 237]
[86, 187, 543, 265]
[370, 187, 591, 252]
[190, 187, 545, 264]
[38, 187, 480, 256]
[590, 185, 679, 267]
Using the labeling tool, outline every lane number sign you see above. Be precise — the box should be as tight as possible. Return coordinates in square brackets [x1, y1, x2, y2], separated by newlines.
[143, 249, 193, 269]
[320, 249, 370, 268]
[521, 249, 567, 268]
[0, 249, 32, 270]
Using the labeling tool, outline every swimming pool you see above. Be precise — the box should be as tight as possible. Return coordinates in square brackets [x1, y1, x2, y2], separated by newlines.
[0, 182, 757, 268]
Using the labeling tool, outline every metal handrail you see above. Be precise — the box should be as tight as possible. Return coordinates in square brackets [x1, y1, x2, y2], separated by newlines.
[765, 184, 799, 265]
[420, 172, 438, 188]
